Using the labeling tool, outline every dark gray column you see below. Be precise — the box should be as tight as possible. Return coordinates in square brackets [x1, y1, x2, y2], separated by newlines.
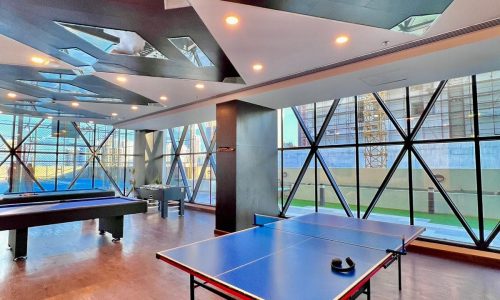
[216, 100, 278, 232]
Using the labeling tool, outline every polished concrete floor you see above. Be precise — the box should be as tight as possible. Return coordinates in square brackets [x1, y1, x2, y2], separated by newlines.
[0, 209, 498, 300]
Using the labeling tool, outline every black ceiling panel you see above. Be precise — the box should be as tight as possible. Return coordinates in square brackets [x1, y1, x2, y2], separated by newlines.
[0, 0, 242, 82]
[223, 0, 454, 30]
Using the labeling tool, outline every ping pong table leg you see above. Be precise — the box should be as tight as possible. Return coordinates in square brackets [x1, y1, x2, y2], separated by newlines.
[366, 280, 370, 300]
[398, 254, 402, 291]
[190, 275, 195, 300]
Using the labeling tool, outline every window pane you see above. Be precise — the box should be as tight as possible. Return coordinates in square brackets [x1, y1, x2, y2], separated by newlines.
[357, 94, 403, 143]
[413, 77, 474, 140]
[282, 107, 302, 148]
[480, 140, 500, 249]
[282, 149, 312, 216]
[477, 71, 500, 136]
[378, 87, 407, 135]
[318, 148, 357, 215]
[358, 145, 404, 213]
[286, 157, 315, 217]
[413, 142, 477, 244]
[319, 97, 356, 145]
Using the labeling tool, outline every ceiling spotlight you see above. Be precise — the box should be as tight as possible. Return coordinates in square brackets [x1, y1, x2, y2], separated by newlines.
[31, 56, 49, 65]
[252, 63, 263, 72]
[0, 111, 3, 114]
[71, 101, 79, 107]
[7, 92, 17, 99]
[47, 116, 53, 119]
[89, 120, 94, 124]
[225, 15, 239, 26]
[131, 105, 138, 110]
[335, 35, 349, 45]
[195, 83, 205, 89]
[160, 96, 168, 101]
[116, 76, 127, 83]
[111, 112, 118, 117]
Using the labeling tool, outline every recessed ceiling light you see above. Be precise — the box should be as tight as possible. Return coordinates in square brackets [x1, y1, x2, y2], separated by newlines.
[225, 15, 239, 26]
[160, 96, 168, 101]
[131, 105, 138, 110]
[0, 111, 3, 114]
[47, 116, 53, 119]
[195, 83, 205, 89]
[111, 112, 118, 117]
[89, 120, 94, 124]
[116, 76, 127, 82]
[71, 101, 79, 107]
[31, 56, 49, 65]
[335, 35, 349, 45]
[252, 63, 263, 72]
[7, 92, 17, 99]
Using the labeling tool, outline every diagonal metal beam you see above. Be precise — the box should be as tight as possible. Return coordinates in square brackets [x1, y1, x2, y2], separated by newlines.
[12, 153, 45, 191]
[484, 222, 500, 248]
[0, 134, 12, 152]
[95, 128, 116, 152]
[316, 151, 354, 217]
[315, 99, 340, 142]
[72, 122, 94, 150]
[291, 106, 314, 145]
[176, 156, 193, 200]
[372, 92, 407, 139]
[280, 150, 315, 217]
[282, 101, 349, 216]
[198, 123, 211, 151]
[166, 128, 183, 184]
[0, 153, 11, 167]
[67, 156, 93, 189]
[192, 123, 220, 200]
[191, 154, 211, 201]
[95, 155, 124, 196]
[14, 119, 44, 151]
[362, 147, 407, 219]
[206, 129, 217, 175]
[412, 146, 480, 245]
[199, 123, 217, 173]
[409, 80, 447, 141]
[166, 127, 192, 199]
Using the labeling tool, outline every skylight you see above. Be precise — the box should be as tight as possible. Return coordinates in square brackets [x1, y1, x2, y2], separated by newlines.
[168, 36, 214, 67]
[17, 80, 97, 95]
[391, 14, 441, 35]
[39, 72, 78, 81]
[59, 48, 98, 65]
[56, 21, 168, 60]
[4, 103, 59, 114]
[75, 96, 123, 103]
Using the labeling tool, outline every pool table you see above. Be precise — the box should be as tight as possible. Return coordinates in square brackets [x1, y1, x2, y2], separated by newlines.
[0, 196, 147, 260]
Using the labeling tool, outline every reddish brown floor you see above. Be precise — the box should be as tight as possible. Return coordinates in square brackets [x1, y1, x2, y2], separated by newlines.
[0, 209, 498, 300]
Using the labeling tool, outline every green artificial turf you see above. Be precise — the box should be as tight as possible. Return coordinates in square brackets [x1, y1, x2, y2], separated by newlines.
[289, 199, 498, 231]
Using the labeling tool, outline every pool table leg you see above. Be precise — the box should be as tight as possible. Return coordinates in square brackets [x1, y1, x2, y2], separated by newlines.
[98, 216, 124, 242]
[8, 228, 28, 261]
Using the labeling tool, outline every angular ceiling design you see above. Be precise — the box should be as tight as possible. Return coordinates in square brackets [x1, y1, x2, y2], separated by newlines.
[0, 0, 241, 82]
[223, 0, 454, 34]
[0, 0, 498, 127]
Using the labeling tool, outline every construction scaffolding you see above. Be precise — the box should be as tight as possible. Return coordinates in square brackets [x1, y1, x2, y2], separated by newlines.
[359, 94, 388, 168]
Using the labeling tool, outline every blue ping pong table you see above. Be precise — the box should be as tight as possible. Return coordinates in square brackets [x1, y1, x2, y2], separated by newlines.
[156, 213, 425, 300]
